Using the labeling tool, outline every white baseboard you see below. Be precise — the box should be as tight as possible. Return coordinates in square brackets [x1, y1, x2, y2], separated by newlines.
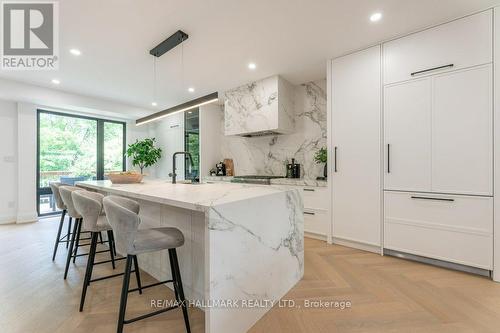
[332, 237, 380, 254]
[304, 231, 328, 242]
[0, 214, 16, 225]
[16, 212, 38, 223]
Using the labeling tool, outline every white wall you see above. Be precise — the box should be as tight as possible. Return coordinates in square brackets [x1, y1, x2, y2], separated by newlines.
[149, 112, 185, 181]
[0, 101, 18, 224]
[200, 104, 223, 177]
[17, 103, 38, 223]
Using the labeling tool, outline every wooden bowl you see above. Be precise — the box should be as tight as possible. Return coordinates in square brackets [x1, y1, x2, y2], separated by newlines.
[107, 172, 143, 184]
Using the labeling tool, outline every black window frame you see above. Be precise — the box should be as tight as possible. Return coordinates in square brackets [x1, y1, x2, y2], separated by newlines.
[36, 109, 126, 217]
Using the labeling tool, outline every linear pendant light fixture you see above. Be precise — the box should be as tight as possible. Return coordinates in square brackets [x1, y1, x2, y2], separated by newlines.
[136, 92, 218, 126]
[138, 29, 219, 126]
[150, 30, 189, 57]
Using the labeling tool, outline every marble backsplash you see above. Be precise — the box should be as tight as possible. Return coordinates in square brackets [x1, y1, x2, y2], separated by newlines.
[220, 79, 327, 180]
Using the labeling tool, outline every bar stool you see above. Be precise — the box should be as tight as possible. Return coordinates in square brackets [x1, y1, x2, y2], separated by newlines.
[49, 182, 72, 261]
[103, 195, 191, 333]
[60, 186, 110, 279]
[72, 190, 140, 312]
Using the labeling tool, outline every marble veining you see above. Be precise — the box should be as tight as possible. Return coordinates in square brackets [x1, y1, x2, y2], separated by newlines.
[224, 75, 295, 136]
[221, 79, 327, 180]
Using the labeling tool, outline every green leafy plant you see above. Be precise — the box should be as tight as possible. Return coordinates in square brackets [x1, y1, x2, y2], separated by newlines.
[314, 147, 327, 164]
[126, 138, 162, 174]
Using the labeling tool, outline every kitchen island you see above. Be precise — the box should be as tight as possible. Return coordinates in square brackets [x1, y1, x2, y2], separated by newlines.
[77, 179, 304, 333]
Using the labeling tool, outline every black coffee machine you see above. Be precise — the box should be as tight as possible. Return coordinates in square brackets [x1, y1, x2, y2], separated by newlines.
[286, 158, 301, 178]
[216, 161, 226, 176]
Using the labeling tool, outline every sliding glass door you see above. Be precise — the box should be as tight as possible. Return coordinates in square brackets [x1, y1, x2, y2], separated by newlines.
[37, 110, 125, 216]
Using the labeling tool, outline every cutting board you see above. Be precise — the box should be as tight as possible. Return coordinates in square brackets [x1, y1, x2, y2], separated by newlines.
[224, 159, 234, 176]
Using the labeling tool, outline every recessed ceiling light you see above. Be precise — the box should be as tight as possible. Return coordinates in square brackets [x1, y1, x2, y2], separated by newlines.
[248, 62, 257, 70]
[370, 12, 382, 22]
[188, 87, 195, 93]
[69, 48, 81, 56]
[151, 102, 157, 106]
[51, 79, 60, 85]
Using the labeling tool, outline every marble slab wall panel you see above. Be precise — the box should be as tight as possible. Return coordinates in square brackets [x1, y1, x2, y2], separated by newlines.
[206, 189, 304, 333]
[220, 79, 327, 180]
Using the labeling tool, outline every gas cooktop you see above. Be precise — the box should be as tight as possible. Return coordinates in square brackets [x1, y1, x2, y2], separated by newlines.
[231, 175, 285, 185]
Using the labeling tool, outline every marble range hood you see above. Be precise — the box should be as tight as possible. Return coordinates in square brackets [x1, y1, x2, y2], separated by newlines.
[224, 75, 295, 137]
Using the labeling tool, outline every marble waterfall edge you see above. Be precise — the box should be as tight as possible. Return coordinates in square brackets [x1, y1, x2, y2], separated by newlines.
[206, 188, 304, 333]
[76, 180, 304, 333]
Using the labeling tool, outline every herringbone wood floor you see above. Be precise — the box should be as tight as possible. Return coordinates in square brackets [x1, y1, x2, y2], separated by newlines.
[2, 217, 500, 333]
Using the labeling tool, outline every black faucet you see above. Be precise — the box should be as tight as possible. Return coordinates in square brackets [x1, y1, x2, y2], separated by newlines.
[170, 151, 194, 184]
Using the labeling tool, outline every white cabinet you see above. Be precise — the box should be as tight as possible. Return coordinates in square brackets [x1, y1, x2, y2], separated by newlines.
[384, 65, 493, 196]
[432, 66, 493, 195]
[384, 191, 493, 269]
[384, 79, 432, 191]
[331, 45, 381, 248]
[302, 187, 329, 238]
[271, 184, 330, 240]
[383, 10, 492, 85]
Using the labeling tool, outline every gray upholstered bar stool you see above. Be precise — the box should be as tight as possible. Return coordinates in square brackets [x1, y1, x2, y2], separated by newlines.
[49, 182, 72, 261]
[60, 186, 107, 279]
[59, 186, 84, 279]
[103, 195, 191, 333]
[72, 190, 138, 312]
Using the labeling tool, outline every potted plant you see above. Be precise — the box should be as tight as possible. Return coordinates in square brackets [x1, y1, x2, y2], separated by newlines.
[314, 147, 327, 180]
[126, 138, 162, 175]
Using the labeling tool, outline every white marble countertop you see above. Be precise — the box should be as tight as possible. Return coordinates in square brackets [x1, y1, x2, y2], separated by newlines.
[203, 176, 328, 187]
[77, 179, 296, 212]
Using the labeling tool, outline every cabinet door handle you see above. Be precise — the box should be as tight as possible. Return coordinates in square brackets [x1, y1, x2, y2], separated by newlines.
[334, 147, 338, 173]
[170, 124, 180, 128]
[387, 144, 390, 173]
[411, 196, 454, 202]
[303, 188, 315, 192]
[304, 211, 316, 216]
[410, 64, 454, 76]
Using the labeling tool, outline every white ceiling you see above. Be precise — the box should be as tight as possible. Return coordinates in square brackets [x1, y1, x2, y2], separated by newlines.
[1, 0, 499, 114]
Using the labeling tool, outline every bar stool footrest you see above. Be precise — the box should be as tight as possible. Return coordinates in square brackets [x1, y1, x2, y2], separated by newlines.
[93, 257, 126, 265]
[127, 279, 173, 293]
[89, 269, 137, 283]
[123, 305, 180, 325]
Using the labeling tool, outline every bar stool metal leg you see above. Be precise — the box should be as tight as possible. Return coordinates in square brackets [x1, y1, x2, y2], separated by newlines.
[66, 217, 72, 249]
[79, 232, 99, 311]
[132, 255, 142, 294]
[73, 218, 83, 263]
[64, 218, 80, 279]
[117, 256, 133, 333]
[52, 209, 67, 261]
[170, 249, 191, 333]
[107, 230, 116, 270]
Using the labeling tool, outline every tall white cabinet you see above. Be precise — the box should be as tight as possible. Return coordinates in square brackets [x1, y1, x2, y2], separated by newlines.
[384, 66, 493, 195]
[330, 45, 381, 251]
[329, 9, 497, 275]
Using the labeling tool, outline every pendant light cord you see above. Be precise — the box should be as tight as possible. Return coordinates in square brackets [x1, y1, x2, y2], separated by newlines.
[181, 43, 184, 90]
[153, 56, 157, 103]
